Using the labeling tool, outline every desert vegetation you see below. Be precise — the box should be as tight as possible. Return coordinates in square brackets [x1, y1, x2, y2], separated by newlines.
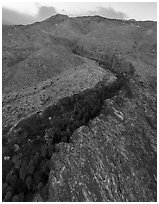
[2, 14, 156, 202]
[2, 70, 129, 201]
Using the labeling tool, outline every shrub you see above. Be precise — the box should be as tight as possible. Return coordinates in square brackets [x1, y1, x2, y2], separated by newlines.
[41, 161, 50, 175]
[3, 191, 12, 202]
[18, 192, 24, 201]
[19, 165, 27, 181]
[2, 182, 8, 199]
[47, 128, 55, 139]
[2, 136, 8, 146]
[6, 172, 12, 184]
[60, 96, 71, 106]
[6, 185, 14, 194]
[2, 69, 128, 201]
[38, 182, 43, 190]
[33, 152, 40, 166]
[25, 176, 32, 191]
[12, 194, 19, 202]
[41, 185, 48, 196]
[48, 144, 54, 157]
[10, 174, 17, 188]
[28, 160, 35, 175]
[34, 171, 42, 184]
[41, 146, 47, 158]
[66, 128, 72, 138]
[74, 119, 80, 128]
[12, 154, 22, 169]
[15, 178, 24, 193]
[43, 105, 58, 118]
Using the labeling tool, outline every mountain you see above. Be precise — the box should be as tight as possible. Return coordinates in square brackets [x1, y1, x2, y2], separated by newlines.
[3, 14, 156, 93]
[2, 14, 157, 202]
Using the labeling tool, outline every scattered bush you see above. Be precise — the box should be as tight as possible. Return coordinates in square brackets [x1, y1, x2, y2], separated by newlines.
[28, 160, 35, 175]
[41, 146, 47, 158]
[12, 194, 19, 202]
[18, 192, 24, 202]
[19, 166, 27, 181]
[34, 170, 43, 184]
[25, 176, 32, 191]
[10, 174, 17, 188]
[2, 182, 8, 199]
[3, 73, 128, 201]
[33, 152, 40, 166]
[3, 191, 13, 202]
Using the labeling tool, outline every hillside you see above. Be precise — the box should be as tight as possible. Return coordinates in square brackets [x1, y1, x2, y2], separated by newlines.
[3, 15, 156, 93]
[2, 14, 157, 202]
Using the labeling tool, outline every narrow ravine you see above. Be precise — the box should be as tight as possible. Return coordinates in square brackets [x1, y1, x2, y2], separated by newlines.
[2, 59, 131, 201]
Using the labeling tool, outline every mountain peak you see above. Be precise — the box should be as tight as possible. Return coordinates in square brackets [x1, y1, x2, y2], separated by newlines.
[46, 13, 69, 23]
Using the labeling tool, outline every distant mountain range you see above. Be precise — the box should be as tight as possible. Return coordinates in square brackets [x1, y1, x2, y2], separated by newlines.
[3, 14, 156, 93]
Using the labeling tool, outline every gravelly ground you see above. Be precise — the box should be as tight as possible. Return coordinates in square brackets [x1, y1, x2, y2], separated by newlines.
[48, 80, 156, 202]
[2, 58, 116, 131]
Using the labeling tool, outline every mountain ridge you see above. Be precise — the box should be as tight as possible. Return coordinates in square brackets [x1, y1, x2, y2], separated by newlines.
[2, 14, 157, 202]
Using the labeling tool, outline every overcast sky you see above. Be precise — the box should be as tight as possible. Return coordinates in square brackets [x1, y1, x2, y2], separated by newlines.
[2, 2, 157, 25]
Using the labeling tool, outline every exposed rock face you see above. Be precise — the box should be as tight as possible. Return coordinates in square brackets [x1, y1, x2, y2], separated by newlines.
[49, 81, 156, 202]
[2, 56, 156, 202]
[2, 14, 156, 202]
[2, 69, 123, 202]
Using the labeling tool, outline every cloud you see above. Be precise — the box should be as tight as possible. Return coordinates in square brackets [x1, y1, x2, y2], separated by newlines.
[2, 7, 35, 25]
[2, 2, 39, 16]
[87, 7, 128, 19]
[36, 6, 57, 21]
[2, 6, 57, 25]
[2, 5, 127, 25]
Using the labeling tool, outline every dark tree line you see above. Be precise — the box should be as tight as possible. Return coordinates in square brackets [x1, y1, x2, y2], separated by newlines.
[2, 74, 128, 201]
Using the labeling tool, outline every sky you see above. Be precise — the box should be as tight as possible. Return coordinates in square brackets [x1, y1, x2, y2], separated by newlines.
[2, 1, 157, 25]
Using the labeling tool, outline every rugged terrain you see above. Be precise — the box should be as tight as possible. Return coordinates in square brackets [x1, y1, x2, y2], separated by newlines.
[2, 14, 157, 202]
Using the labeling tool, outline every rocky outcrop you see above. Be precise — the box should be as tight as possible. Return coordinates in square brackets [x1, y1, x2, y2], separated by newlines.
[49, 85, 156, 202]
[2, 14, 156, 202]
[2, 48, 157, 201]
[3, 69, 125, 201]
[2, 66, 157, 202]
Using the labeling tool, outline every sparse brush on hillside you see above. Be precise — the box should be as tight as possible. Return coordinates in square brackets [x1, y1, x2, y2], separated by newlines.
[2, 15, 156, 93]
[2, 14, 156, 202]
[2, 70, 128, 201]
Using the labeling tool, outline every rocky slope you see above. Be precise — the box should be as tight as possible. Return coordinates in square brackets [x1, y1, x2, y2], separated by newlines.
[3, 58, 111, 130]
[3, 14, 156, 93]
[49, 76, 156, 202]
[2, 14, 157, 202]
[2, 14, 156, 128]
